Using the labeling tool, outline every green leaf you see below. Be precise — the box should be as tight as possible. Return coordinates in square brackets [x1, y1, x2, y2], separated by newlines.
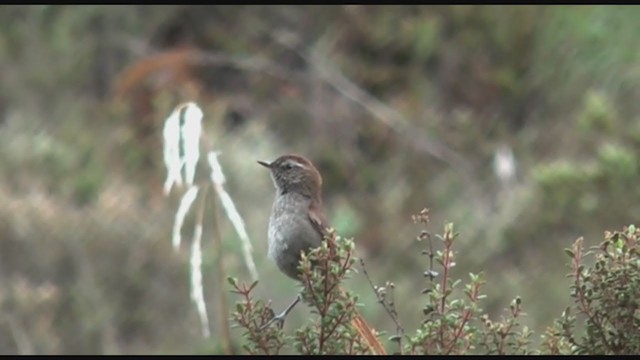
[249, 280, 259, 292]
[423, 305, 435, 315]
[628, 224, 636, 234]
[564, 248, 575, 258]
[424, 270, 439, 278]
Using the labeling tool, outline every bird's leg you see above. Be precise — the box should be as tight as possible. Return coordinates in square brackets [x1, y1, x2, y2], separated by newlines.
[261, 294, 302, 330]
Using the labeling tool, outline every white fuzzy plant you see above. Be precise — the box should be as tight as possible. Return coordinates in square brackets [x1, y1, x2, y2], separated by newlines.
[162, 102, 258, 340]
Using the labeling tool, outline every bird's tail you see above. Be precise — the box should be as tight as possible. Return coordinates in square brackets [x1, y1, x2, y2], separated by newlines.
[339, 287, 387, 355]
[322, 231, 386, 354]
[351, 311, 387, 355]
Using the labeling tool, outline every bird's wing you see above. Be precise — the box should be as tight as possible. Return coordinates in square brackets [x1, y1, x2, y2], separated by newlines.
[308, 201, 329, 240]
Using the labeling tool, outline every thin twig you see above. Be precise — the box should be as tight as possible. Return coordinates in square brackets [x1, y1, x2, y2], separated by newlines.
[171, 186, 200, 250]
[209, 185, 233, 354]
[359, 258, 405, 335]
[191, 185, 210, 338]
[6, 315, 34, 355]
[207, 150, 259, 281]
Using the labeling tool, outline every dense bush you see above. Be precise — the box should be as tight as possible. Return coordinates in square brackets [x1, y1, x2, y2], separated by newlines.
[542, 226, 640, 355]
[232, 209, 640, 355]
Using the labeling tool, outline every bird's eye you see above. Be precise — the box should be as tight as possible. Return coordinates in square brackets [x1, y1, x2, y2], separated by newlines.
[283, 163, 294, 170]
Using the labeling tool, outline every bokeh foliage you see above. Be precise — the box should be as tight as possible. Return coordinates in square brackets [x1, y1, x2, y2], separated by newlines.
[0, 5, 638, 354]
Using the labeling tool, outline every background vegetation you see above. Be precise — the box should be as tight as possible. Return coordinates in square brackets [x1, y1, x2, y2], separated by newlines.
[0, 5, 638, 354]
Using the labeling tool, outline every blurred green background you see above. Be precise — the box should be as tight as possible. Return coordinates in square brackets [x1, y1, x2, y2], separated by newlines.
[1, 5, 639, 354]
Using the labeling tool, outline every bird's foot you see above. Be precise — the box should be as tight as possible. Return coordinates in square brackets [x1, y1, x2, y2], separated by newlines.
[260, 294, 301, 330]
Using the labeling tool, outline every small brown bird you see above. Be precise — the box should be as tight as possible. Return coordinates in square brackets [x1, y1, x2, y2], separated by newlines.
[258, 154, 385, 354]
[257, 154, 327, 280]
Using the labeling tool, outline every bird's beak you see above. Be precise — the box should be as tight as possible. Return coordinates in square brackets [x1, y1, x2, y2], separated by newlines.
[257, 160, 272, 168]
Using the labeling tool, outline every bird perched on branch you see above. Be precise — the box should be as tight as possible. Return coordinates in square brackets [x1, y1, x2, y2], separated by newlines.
[258, 154, 386, 355]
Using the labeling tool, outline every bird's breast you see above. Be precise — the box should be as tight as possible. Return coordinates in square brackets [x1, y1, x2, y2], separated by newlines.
[267, 195, 323, 279]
